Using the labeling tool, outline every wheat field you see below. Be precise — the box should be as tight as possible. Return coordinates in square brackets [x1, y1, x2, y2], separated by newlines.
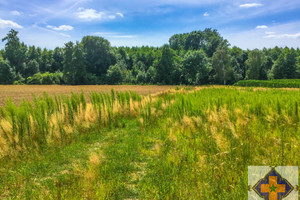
[0, 85, 176, 106]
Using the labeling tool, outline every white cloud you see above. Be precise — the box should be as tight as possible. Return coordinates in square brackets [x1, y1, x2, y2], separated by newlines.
[203, 12, 209, 17]
[256, 25, 268, 29]
[116, 12, 124, 18]
[264, 32, 300, 39]
[0, 18, 23, 29]
[11, 10, 21, 16]
[222, 21, 300, 49]
[76, 8, 105, 20]
[240, 3, 263, 8]
[75, 8, 121, 21]
[265, 31, 275, 35]
[46, 25, 74, 31]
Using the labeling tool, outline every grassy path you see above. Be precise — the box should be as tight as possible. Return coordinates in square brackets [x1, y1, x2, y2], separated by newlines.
[0, 119, 156, 199]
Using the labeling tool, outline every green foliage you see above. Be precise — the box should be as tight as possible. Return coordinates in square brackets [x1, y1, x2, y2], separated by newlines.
[81, 36, 116, 77]
[182, 50, 210, 84]
[246, 49, 267, 80]
[2, 29, 27, 74]
[234, 79, 300, 88]
[24, 59, 39, 77]
[63, 41, 75, 84]
[0, 58, 15, 84]
[270, 48, 297, 79]
[155, 45, 175, 84]
[212, 46, 234, 85]
[106, 63, 124, 84]
[0, 29, 299, 86]
[27, 71, 63, 85]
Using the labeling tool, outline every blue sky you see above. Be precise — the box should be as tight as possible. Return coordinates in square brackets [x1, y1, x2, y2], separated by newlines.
[0, 0, 300, 49]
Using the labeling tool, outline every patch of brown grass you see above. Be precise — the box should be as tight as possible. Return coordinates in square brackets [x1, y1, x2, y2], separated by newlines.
[0, 85, 176, 107]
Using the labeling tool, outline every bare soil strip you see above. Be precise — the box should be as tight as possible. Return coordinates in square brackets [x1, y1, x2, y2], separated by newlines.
[0, 85, 175, 106]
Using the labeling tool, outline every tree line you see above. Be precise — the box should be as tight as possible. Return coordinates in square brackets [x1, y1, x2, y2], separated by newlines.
[0, 28, 299, 85]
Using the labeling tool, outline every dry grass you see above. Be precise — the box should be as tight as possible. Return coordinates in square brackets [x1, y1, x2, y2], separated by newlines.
[0, 85, 175, 106]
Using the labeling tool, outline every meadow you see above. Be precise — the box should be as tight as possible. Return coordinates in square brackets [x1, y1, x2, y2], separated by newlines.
[0, 86, 299, 199]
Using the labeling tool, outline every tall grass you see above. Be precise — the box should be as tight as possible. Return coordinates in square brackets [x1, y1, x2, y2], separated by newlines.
[0, 86, 299, 199]
[0, 90, 142, 159]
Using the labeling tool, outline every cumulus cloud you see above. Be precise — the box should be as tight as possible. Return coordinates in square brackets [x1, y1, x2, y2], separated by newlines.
[240, 3, 263, 8]
[75, 8, 124, 21]
[203, 12, 209, 17]
[256, 25, 268, 29]
[0, 18, 23, 29]
[46, 25, 74, 31]
[11, 10, 21, 16]
[76, 8, 105, 20]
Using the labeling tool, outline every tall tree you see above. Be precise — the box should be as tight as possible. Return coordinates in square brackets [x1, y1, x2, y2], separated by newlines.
[63, 42, 75, 84]
[72, 42, 87, 85]
[271, 48, 297, 79]
[155, 45, 175, 84]
[0, 58, 15, 84]
[212, 46, 233, 85]
[24, 59, 39, 78]
[246, 49, 266, 80]
[81, 36, 116, 78]
[52, 47, 64, 72]
[2, 29, 27, 74]
[182, 50, 210, 85]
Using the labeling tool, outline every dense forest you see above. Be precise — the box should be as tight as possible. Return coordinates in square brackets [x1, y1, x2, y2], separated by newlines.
[0, 28, 299, 85]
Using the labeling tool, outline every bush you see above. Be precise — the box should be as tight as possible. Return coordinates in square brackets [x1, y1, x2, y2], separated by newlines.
[27, 71, 63, 85]
[234, 79, 300, 88]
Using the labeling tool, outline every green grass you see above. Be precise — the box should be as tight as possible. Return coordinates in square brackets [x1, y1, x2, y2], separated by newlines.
[0, 87, 299, 199]
[234, 79, 300, 88]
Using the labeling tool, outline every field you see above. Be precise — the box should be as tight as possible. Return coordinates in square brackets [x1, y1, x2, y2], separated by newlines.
[0, 85, 176, 106]
[234, 79, 300, 88]
[0, 86, 299, 199]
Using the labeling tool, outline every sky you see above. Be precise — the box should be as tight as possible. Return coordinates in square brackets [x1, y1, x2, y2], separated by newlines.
[0, 0, 300, 49]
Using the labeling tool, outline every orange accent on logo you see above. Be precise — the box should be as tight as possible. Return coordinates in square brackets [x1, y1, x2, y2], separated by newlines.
[261, 176, 286, 200]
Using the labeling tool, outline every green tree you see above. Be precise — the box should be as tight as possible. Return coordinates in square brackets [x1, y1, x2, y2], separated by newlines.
[271, 48, 297, 79]
[52, 47, 64, 72]
[203, 28, 226, 57]
[155, 45, 175, 84]
[182, 50, 209, 85]
[40, 48, 53, 72]
[0, 58, 15, 84]
[25, 59, 39, 78]
[106, 63, 123, 84]
[63, 42, 75, 84]
[2, 29, 27, 74]
[81, 36, 116, 78]
[246, 49, 266, 80]
[212, 46, 233, 85]
[72, 43, 87, 85]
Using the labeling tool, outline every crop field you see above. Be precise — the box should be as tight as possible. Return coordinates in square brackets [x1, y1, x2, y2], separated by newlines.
[234, 79, 300, 88]
[0, 85, 176, 107]
[0, 86, 299, 199]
